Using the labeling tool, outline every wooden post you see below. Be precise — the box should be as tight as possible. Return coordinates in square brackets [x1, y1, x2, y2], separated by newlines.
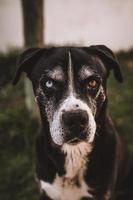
[21, 0, 44, 117]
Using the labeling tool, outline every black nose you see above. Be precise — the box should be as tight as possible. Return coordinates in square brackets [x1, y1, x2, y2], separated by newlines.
[62, 110, 88, 131]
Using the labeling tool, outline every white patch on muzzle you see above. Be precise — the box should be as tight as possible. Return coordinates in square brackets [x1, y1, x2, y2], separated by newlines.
[50, 95, 96, 145]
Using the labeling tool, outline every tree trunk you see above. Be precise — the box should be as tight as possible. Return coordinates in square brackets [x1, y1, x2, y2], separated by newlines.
[21, 0, 44, 118]
[21, 0, 44, 47]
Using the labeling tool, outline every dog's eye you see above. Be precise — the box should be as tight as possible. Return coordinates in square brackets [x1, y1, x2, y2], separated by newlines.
[45, 80, 54, 88]
[87, 80, 99, 89]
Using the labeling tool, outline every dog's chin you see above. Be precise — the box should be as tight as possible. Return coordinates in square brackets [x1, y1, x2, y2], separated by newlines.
[66, 137, 87, 145]
[50, 136, 88, 149]
[50, 139, 80, 149]
[64, 129, 89, 146]
[49, 126, 95, 148]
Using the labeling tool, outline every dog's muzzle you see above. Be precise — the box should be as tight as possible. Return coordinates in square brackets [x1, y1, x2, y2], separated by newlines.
[62, 109, 88, 143]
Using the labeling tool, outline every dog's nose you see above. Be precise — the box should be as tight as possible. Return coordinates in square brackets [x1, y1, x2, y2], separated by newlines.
[62, 110, 88, 131]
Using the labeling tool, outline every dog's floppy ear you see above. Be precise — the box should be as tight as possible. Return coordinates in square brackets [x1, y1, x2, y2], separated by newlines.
[84, 45, 123, 82]
[13, 48, 44, 85]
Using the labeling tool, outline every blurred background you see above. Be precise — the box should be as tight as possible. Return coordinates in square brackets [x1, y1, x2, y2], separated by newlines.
[0, 0, 133, 199]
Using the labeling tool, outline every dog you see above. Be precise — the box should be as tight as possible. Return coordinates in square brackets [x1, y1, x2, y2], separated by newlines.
[13, 45, 133, 200]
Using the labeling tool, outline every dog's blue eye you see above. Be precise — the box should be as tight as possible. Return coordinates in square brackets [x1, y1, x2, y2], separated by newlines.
[45, 80, 54, 88]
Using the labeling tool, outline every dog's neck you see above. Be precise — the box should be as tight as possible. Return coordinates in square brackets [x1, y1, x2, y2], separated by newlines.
[62, 142, 92, 180]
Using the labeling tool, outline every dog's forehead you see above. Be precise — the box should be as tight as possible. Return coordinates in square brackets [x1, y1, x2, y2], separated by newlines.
[70, 49, 106, 79]
[32, 47, 106, 81]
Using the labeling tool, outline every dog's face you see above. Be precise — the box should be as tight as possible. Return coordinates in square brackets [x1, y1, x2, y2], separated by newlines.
[34, 50, 107, 146]
[13, 46, 123, 147]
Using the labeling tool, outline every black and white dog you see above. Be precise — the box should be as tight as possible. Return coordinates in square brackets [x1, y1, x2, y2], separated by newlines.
[13, 45, 133, 200]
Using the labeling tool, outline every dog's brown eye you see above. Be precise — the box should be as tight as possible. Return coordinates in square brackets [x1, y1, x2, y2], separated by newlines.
[87, 80, 98, 89]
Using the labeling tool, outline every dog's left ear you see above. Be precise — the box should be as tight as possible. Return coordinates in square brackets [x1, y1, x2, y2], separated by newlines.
[13, 48, 45, 85]
[84, 45, 123, 82]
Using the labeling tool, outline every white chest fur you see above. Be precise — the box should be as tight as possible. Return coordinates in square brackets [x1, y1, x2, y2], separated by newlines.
[40, 174, 92, 200]
[40, 142, 93, 200]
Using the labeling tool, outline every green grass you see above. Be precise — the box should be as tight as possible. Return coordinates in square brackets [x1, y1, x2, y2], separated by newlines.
[108, 59, 133, 150]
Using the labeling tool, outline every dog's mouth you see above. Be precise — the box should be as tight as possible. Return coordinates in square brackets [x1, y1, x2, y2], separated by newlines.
[65, 129, 88, 145]
[67, 137, 83, 145]
[62, 125, 89, 145]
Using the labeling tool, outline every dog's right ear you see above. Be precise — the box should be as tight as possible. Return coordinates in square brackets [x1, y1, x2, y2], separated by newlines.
[13, 48, 45, 85]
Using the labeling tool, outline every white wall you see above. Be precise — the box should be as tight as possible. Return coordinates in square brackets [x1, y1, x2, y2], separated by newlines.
[0, 0, 133, 52]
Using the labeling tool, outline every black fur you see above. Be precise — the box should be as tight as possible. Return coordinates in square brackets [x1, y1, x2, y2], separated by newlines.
[13, 45, 133, 200]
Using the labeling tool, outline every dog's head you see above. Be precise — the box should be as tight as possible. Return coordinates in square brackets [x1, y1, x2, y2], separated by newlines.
[13, 45, 123, 147]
